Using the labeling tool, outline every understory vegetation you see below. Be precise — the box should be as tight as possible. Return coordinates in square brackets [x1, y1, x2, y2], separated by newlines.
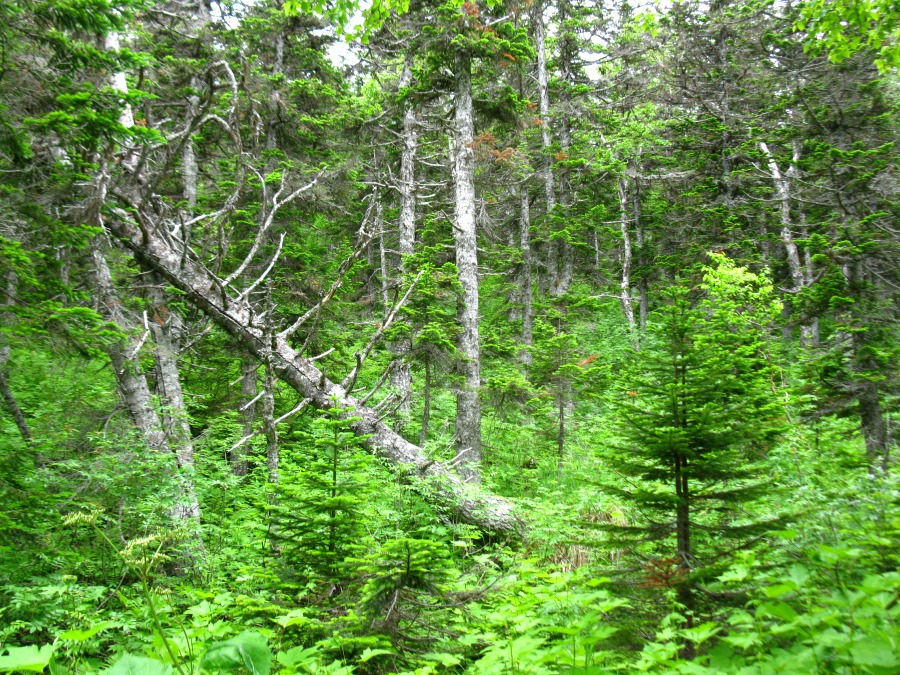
[1, 0, 898, 672]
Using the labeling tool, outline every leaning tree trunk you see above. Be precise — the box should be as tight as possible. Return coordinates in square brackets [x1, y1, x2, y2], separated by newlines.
[451, 50, 483, 484]
[103, 215, 521, 537]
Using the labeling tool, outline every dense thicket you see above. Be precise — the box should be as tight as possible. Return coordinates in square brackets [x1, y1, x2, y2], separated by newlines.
[0, 0, 898, 672]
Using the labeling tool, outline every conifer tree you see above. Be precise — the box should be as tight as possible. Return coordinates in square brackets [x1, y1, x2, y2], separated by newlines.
[606, 255, 784, 632]
[272, 402, 372, 585]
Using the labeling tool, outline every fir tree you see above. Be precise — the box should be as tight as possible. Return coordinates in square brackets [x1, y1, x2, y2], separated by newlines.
[272, 402, 372, 586]
[606, 254, 785, 635]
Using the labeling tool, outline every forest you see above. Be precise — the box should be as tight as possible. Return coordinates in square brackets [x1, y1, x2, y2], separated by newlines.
[0, 0, 898, 671]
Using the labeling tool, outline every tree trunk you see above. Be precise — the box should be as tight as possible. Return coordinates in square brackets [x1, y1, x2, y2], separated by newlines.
[92, 247, 203, 527]
[618, 177, 637, 339]
[389, 54, 417, 421]
[104, 216, 522, 537]
[147, 277, 195, 472]
[533, 0, 558, 294]
[0, 348, 32, 443]
[452, 50, 482, 484]
[519, 186, 533, 365]
[759, 143, 804, 287]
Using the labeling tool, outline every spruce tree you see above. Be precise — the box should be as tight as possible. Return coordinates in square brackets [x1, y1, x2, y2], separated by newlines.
[606, 254, 784, 630]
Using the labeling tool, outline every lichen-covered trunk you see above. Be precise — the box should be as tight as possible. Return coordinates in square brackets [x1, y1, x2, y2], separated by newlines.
[519, 186, 533, 365]
[533, 0, 558, 294]
[618, 177, 637, 339]
[390, 54, 418, 420]
[759, 142, 816, 346]
[147, 278, 194, 469]
[452, 51, 482, 484]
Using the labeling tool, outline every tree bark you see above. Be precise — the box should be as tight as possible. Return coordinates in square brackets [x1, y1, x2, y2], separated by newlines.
[759, 141, 816, 346]
[533, 0, 558, 294]
[618, 177, 637, 339]
[519, 186, 533, 365]
[103, 217, 522, 537]
[451, 50, 483, 484]
[91, 247, 202, 525]
[147, 277, 195, 473]
[0, 348, 32, 443]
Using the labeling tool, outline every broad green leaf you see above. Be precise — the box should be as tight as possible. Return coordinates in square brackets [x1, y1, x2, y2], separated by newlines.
[276, 646, 319, 668]
[681, 621, 719, 645]
[0, 646, 55, 673]
[850, 636, 898, 667]
[104, 655, 173, 675]
[357, 648, 393, 663]
[200, 631, 271, 675]
[59, 621, 117, 642]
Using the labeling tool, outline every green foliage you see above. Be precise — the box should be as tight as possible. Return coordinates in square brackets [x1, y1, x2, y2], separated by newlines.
[272, 402, 373, 584]
[199, 632, 271, 675]
[796, 0, 900, 71]
[602, 255, 786, 623]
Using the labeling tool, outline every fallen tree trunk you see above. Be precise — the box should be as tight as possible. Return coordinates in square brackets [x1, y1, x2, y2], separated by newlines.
[106, 219, 523, 537]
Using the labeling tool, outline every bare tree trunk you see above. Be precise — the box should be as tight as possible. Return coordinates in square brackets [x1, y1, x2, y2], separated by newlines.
[519, 186, 533, 365]
[533, 0, 557, 294]
[105, 216, 522, 536]
[0, 348, 32, 443]
[389, 54, 417, 417]
[800, 218, 819, 346]
[632, 169, 649, 333]
[618, 177, 637, 340]
[91, 247, 202, 527]
[759, 141, 813, 344]
[147, 277, 195, 473]
[555, 118, 574, 296]
[452, 50, 482, 484]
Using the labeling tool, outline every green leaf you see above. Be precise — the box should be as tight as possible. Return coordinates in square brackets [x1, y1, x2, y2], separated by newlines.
[59, 621, 117, 642]
[0, 646, 55, 673]
[357, 648, 393, 663]
[104, 655, 172, 675]
[200, 631, 271, 675]
[851, 636, 899, 667]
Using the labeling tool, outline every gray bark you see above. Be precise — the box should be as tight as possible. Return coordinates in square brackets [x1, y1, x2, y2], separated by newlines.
[0, 348, 32, 443]
[519, 186, 533, 365]
[759, 141, 815, 345]
[390, 53, 417, 420]
[92, 247, 202, 525]
[533, 1, 558, 294]
[147, 277, 195, 472]
[104, 216, 522, 536]
[617, 177, 637, 338]
[452, 50, 483, 484]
